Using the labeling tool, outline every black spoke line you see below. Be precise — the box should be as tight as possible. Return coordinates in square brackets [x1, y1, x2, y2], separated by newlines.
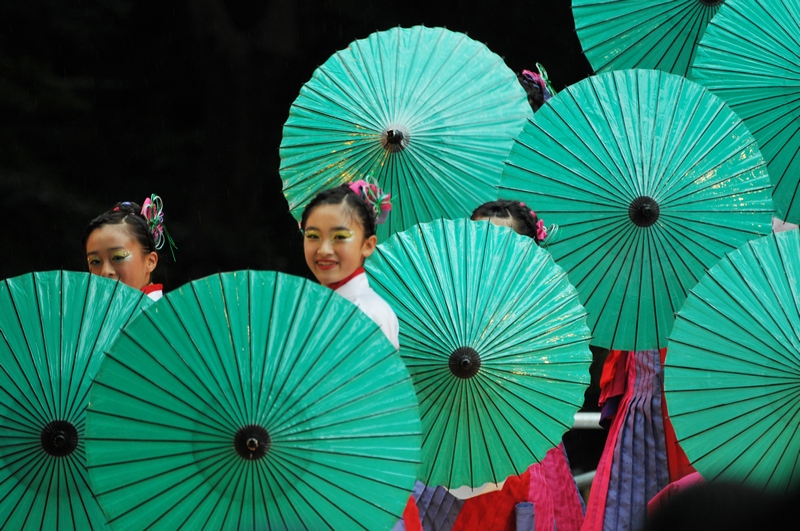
[102, 446, 241, 522]
[87, 378, 235, 437]
[473, 260, 582, 354]
[750, 237, 800, 353]
[269, 381, 413, 440]
[87, 440, 232, 475]
[66, 278, 145, 423]
[220, 273, 251, 423]
[255, 272, 287, 423]
[371, 233, 458, 348]
[247, 270, 256, 426]
[419, 373, 460, 464]
[63, 451, 97, 530]
[98, 328, 243, 431]
[681, 388, 799, 475]
[265, 296, 383, 431]
[189, 276, 247, 429]
[269, 368, 418, 437]
[259, 280, 325, 429]
[478, 367, 586, 417]
[129, 298, 243, 434]
[471, 231, 546, 354]
[671, 300, 799, 377]
[33, 273, 58, 424]
[270, 447, 394, 530]
[2, 276, 57, 426]
[775, 236, 800, 340]
[0, 447, 50, 529]
[0, 355, 52, 431]
[698, 247, 800, 371]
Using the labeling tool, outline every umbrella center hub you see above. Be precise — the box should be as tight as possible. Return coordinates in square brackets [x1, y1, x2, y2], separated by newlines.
[381, 124, 410, 153]
[41, 420, 79, 457]
[628, 196, 660, 228]
[234, 424, 270, 461]
[698, 0, 724, 6]
[449, 346, 481, 379]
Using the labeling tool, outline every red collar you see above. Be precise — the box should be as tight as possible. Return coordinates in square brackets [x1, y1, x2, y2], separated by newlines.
[141, 283, 163, 295]
[325, 267, 364, 290]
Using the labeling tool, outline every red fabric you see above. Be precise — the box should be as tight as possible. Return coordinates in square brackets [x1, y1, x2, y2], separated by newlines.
[646, 471, 703, 517]
[325, 266, 365, 290]
[581, 352, 637, 531]
[452, 444, 584, 531]
[599, 349, 628, 407]
[402, 494, 423, 531]
[141, 283, 163, 295]
[660, 348, 696, 482]
[452, 470, 532, 531]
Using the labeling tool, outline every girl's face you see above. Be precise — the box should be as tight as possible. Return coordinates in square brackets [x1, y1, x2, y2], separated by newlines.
[85, 224, 158, 290]
[303, 203, 377, 287]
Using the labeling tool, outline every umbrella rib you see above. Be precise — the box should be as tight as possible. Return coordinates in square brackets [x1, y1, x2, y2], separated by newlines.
[189, 279, 247, 428]
[144, 297, 242, 433]
[4, 276, 57, 423]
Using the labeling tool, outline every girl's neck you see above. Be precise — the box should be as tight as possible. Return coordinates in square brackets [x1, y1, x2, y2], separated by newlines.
[326, 266, 364, 290]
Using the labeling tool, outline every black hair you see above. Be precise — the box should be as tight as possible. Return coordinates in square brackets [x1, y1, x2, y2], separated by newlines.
[82, 201, 157, 253]
[300, 184, 377, 238]
[518, 72, 545, 113]
[471, 199, 543, 243]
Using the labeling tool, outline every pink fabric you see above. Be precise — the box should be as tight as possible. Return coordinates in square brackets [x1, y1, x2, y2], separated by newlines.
[452, 444, 584, 531]
[647, 471, 704, 517]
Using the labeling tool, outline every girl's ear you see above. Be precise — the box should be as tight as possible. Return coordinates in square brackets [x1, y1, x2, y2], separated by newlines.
[145, 251, 159, 273]
[361, 234, 378, 258]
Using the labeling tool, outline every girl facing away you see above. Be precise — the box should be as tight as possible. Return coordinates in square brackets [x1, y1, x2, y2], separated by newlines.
[300, 179, 399, 350]
[82, 194, 174, 301]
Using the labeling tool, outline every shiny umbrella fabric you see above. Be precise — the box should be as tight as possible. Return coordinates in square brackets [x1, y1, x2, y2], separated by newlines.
[665, 230, 800, 494]
[573, 0, 724, 77]
[85, 270, 421, 530]
[691, 0, 800, 224]
[365, 218, 592, 489]
[0, 271, 151, 530]
[499, 68, 774, 351]
[280, 25, 532, 241]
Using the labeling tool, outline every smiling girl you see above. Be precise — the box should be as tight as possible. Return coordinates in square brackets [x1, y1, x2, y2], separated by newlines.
[300, 179, 398, 349]
[82, 195, 174, 300]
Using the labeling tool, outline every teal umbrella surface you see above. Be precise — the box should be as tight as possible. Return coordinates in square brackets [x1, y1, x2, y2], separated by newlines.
[280, 25, 532, 241]
[573, 0, 724, 77]
[499, 68, 774, 351]
[365, 218, 592, 489]
[665, 230, 800, 494]
[85, 270, 421, 530]
[691, 0, 800, 224]
[0, 271, 150, 530]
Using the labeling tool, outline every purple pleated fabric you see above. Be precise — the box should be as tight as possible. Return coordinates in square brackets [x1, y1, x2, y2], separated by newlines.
[584, 350, 669, 531]
[394, 481, 465, 531]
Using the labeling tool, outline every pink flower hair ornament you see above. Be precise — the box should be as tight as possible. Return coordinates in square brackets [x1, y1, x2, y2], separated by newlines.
[348, 177, 392, 225]
[140, 194, 178, 259]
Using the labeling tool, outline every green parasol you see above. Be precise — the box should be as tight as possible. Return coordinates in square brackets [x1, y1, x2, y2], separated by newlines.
[85, 270, 421, 530]
[499, 68, 774, 351]
[365, 218, 592, 489]
[691, 0, 800, 224]
[0, 271, 150, 530]
[665, 230, 800, 494]
[572, 0, 725, 77]
[280, 25, 532, 241]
